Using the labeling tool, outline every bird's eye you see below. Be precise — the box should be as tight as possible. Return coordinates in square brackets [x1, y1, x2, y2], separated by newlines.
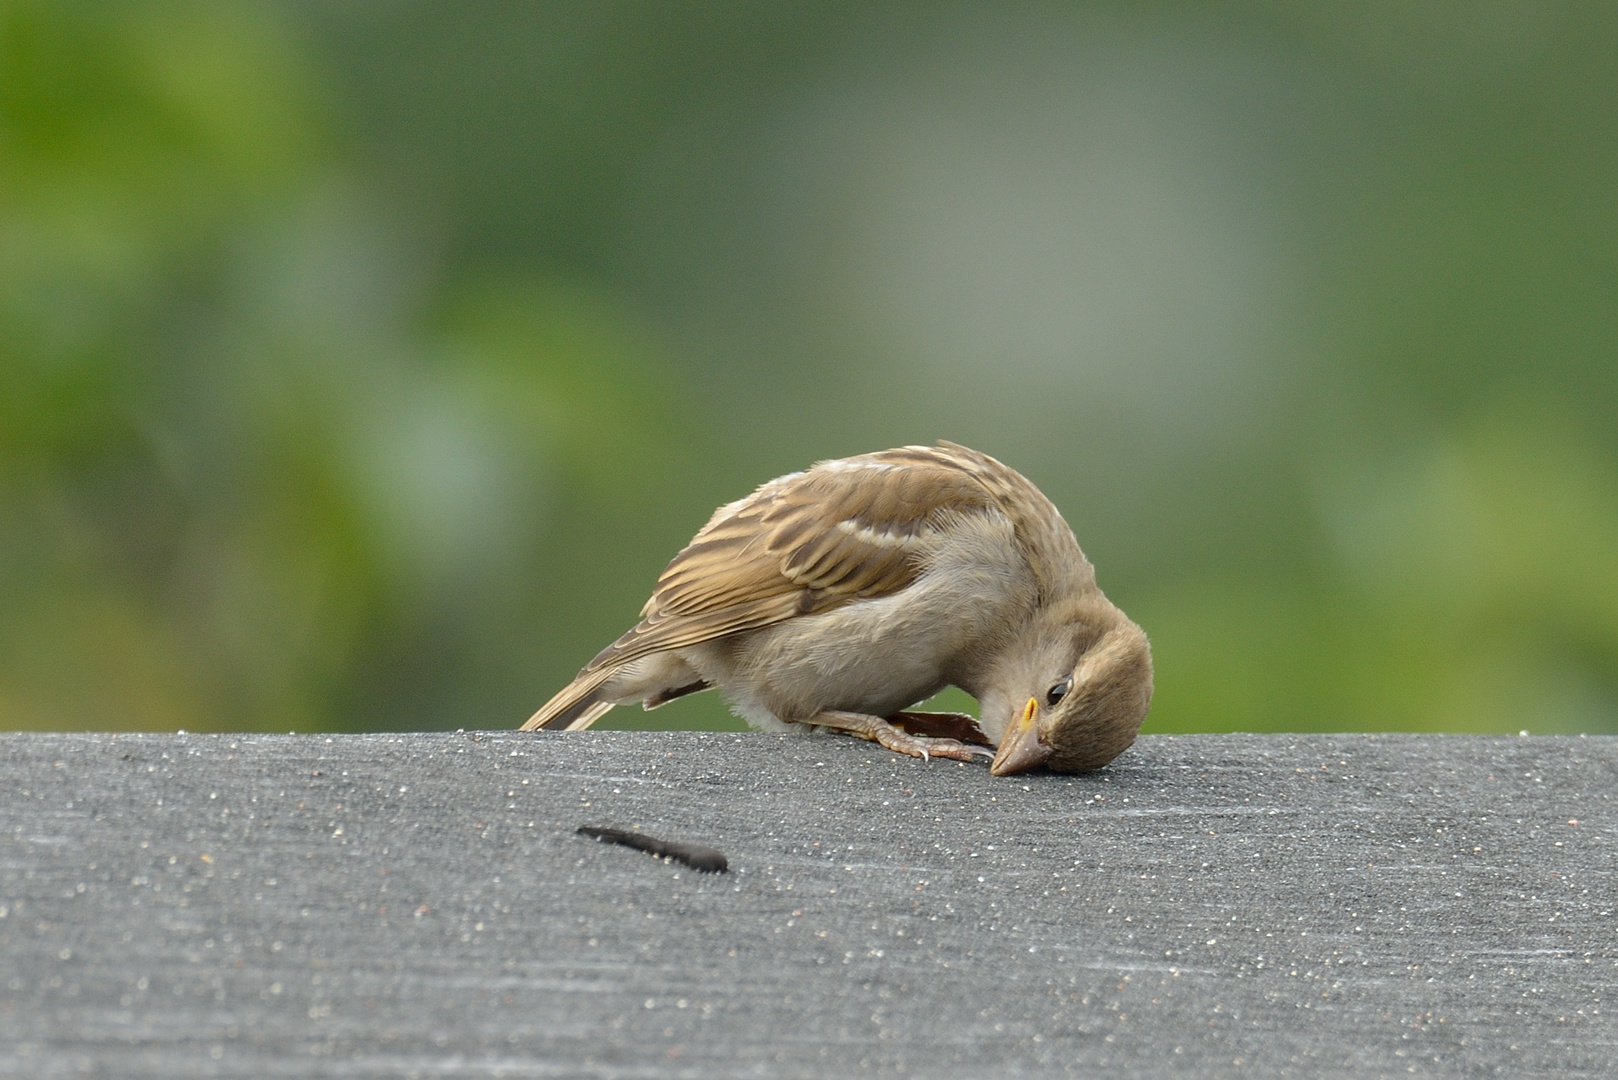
[1045, 677, 1073, 708]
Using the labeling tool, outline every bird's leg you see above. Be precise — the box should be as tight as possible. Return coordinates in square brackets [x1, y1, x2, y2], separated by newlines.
[802, 710, 994, 763]
[886, 710, 993, 747]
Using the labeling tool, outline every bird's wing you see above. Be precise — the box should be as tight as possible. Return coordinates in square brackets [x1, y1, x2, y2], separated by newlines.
[580, 445, 1003, 676]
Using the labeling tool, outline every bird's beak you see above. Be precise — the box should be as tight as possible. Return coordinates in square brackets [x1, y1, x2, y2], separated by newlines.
[990, 697, 1054, 776]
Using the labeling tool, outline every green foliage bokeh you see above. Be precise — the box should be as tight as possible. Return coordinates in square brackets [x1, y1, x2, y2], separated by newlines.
[2, 1, 1615, 735]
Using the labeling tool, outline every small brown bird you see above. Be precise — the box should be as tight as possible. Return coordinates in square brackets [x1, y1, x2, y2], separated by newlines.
[523, 442, 1152, 775]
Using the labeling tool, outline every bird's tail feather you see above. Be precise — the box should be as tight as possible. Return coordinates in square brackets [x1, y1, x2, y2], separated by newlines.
[522, 670, 618, 731]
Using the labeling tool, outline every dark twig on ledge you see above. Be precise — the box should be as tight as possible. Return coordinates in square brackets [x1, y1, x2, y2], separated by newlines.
[577, 825, 729, 874]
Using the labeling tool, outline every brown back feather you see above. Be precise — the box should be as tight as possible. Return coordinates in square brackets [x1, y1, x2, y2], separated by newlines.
[577, 446, 1005, 679]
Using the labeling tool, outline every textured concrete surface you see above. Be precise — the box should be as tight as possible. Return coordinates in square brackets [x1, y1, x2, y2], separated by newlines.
[1, 730, 1615, 1078]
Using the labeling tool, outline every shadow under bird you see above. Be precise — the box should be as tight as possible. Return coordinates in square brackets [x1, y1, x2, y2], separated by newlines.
[523, 442, 1152, 775]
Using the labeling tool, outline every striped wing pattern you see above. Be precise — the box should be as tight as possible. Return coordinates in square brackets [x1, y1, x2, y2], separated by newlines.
[581, 446, 1000, 676]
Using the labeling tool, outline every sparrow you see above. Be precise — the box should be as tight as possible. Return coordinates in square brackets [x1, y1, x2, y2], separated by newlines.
[522, 442, 1152, 775]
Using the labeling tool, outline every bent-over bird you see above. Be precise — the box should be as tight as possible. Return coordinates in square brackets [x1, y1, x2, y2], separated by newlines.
[522, 442, 1152, 775]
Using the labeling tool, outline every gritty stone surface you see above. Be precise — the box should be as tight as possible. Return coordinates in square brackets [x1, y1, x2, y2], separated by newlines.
[1, 730, 1615, 1078]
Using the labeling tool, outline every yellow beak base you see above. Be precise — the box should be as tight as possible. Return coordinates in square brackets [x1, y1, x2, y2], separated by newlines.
[989, 697, 1055, 776]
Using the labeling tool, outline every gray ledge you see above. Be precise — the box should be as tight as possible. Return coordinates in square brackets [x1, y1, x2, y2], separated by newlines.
[2, 731, 1615, 1079]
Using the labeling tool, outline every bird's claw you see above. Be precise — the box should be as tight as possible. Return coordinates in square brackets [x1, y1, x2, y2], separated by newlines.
[805, 710, 993, 765]
[899, 735, 995, 764]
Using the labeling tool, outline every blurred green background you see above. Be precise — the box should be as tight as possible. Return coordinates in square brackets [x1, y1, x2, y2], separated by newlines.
[3, 1, 1615, 737]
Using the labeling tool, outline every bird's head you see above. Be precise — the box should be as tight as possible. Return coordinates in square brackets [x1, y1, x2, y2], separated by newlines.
[980, 613, 1153, 776]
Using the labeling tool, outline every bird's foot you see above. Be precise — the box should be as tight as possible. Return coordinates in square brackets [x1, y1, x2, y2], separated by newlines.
[805, 710, 995, 763]
[887, 710, 993, 747]
[912, 737, 997, 762]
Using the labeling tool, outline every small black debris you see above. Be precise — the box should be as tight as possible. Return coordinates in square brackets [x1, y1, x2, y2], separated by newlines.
[577, 825, 728, 873]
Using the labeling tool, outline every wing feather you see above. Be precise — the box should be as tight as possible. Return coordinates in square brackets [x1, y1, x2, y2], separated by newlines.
[576, 447, 1001, 679]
